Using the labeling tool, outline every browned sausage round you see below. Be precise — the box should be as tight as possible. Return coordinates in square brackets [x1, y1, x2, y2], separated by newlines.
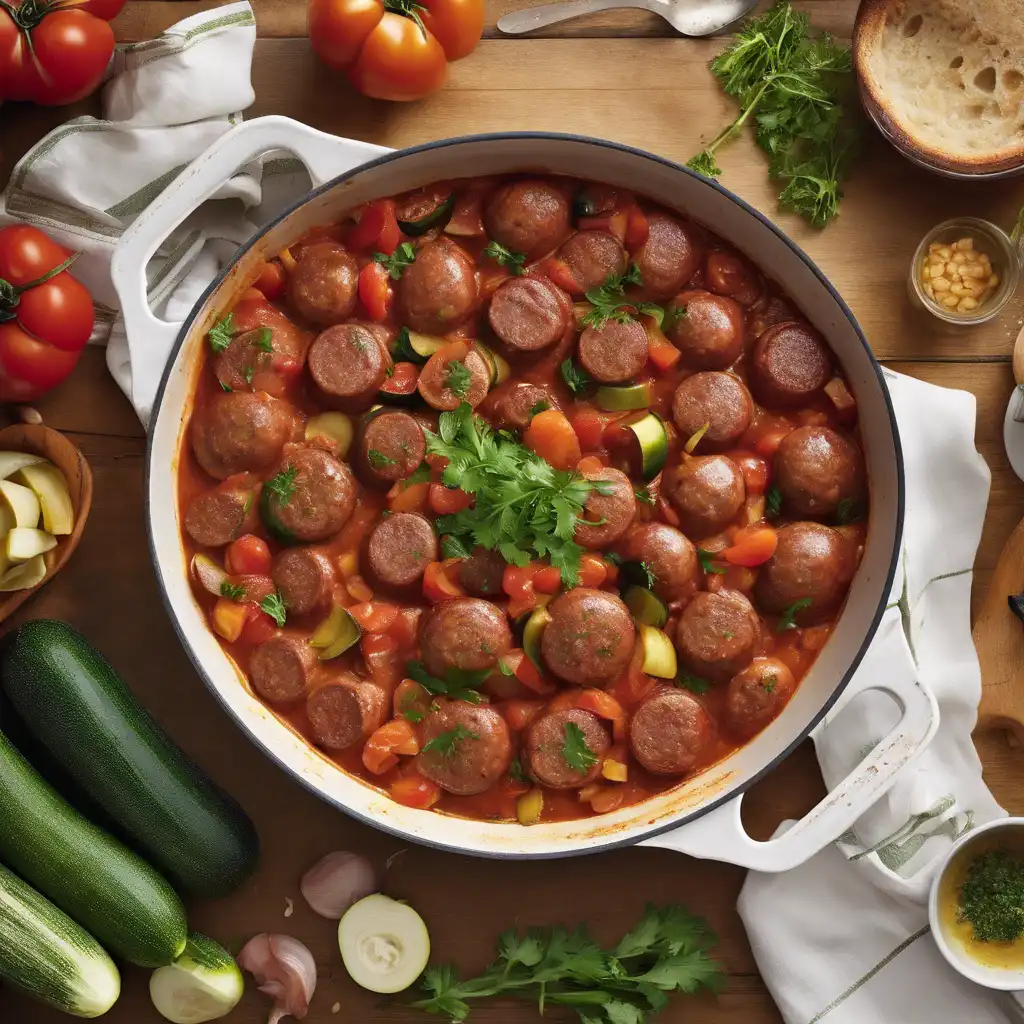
[366, 512, 437, 592]
[420, 598, 512, 678]
[574, 466, 636, 549]
[774, 426, 865, 518]
[672, 371, 752, 453]
[417, 343, 491, 411]
[555, 230, 627, 294]
[398, 238, 478, 334]
[676, 590, 760, 681]
[288, 242, 359, 325]
[484, 179, 571, 260]
[750, 322, 831, 409]
[307, 323, 392, 411]
[523, 708, 611, 789]
[666, 290, 745, 370]
[263, 446, 356, 542]
[632, 212, 701, 300]
[577, 319, 649, 383]
[307, 674, 387, 750]
[617, 523, 700, 603]
[356, 410, 426, 486]
[459, 546, 507, 597]
[415, 702, 512, 795]
[664, 455, 746, 538]
[747, 296, 798, 340]
[249, 634, 315, 704]
[272, 546, 335, 615]
[755, 522, 850, 625]
[724, 657, 796, 739]
[184, 476, 258, 547]
[541, 588, 635, 686]
[705, 251, 764, 307]
[488, 276, 569, 352]
[483, 381, 561, 432]
[215, 329, 279, 393]
[629, 687, 715, 775]
[191, 391, 300, 480]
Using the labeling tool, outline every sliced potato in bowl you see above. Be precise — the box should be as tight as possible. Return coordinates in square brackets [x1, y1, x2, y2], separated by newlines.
[7, 528, 58, 564]
[15, 463, 74, 535]
[0, 555, 47, 592]
[0, 480, 40, 529]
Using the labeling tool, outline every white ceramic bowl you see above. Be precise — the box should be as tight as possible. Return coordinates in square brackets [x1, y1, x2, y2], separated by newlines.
[112, 117, 938, 869]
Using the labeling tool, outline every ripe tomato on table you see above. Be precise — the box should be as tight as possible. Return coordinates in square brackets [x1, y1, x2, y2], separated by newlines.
[308, 0, 484, 102]
[0, 0, 127, 106]
[0, 225, 94, 402]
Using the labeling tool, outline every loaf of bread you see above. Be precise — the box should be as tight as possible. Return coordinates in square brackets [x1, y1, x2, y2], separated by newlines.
[854, 0, 1024, 174]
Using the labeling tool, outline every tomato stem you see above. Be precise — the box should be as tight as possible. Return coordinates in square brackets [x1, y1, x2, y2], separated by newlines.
[383, 0, 428, 38]
[0, 251, 80, 320]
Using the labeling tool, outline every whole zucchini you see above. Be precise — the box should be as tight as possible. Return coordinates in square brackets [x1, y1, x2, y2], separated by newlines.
[0, 728, 187, 967]
[1, 620, 259, 898]
[0, 861, 120, 1018]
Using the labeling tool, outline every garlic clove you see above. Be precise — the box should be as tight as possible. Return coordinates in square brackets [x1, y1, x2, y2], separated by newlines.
[300, 851, 377, 920]
[237, 933, 316, 1024]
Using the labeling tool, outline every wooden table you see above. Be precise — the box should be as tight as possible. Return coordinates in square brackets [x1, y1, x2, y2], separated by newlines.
[2, 1, 1023, 1021]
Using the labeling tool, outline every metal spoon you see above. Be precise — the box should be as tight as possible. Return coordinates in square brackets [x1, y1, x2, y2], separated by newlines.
[497, 0, 758, 36]
[1002, 324, 1024, 481]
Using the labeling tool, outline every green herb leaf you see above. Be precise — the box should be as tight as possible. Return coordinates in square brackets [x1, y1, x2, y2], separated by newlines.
[563, 721, 599, 774]
[219, 380, 233, 392]
[677, 673, 710, 694]
[406, 660, 485, 704]
[765, 484, 783, 519]
[445, 359, 473, 399]
[483, 240, 526, 275]
[835, 496, 863, 525]
[400, 693, 426, 725]
[959, 850, 1024, 943]
[697, 548, 727, 575]
[441, 534, 471, 560]
[421, 723, 480, 758]
[265, 464, 299, 506]
[634, 486, 654, 506]
[509, 757, 528, 784]
[260, 591, 287, 627]
[243, 365, 255, 387]
[687, 150, 723, 178]
[776, 597, 812, 631]
[208, 313, 235, 354]
[580, 264, 660, 329]
[253, 327, 274, 353]
[762, 675, 777, 693]
[530, 400, 551, 416]
[560, 358, 593, 395]
[220, 581, 246, 601]
[368, 448, 398, 469]
[373, 241, 417, 280]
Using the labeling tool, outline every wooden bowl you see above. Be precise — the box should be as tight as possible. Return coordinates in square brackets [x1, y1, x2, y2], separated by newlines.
[0, 424, 92, 623]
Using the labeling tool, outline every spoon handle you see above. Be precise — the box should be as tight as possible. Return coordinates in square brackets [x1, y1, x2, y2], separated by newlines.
[497, 0, 654, 33]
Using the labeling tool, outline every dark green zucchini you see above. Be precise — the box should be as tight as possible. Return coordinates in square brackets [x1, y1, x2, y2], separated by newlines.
[1, 620, 259, 899]
[396, 190, 454, 235]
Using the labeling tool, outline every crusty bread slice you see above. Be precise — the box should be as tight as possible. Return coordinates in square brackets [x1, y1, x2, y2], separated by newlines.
[854, 0, 1024, 174]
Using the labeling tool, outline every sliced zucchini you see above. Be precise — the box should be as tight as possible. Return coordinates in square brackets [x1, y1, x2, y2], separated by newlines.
[474, 341, 499, 387]
[310, 604, 362, 660]
[0, 480, 40, 529]
[14, 463, 73, 535]
[378, 370, 420, 406]
[7, 528, 57, 564]
[339, 894, 430, 995]
[149, 933, 243, 1024]
[0, 555, 47, 592]
[595, 384, 651, 412]
[191, 554, 228, 597]
[623, 585, 669, 628]
[626, 412, 668, 480]
[392, 328, 447, 365]
[305, 412, 353, 459]
[396, 192, 454, 235]
[0, 451, 45, 481]
[522, 605, 551, 673]
[639, 625, 677, 679]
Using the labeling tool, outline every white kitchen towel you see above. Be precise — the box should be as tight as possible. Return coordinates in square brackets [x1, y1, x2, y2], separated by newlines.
[739, 367, 1008, 1024]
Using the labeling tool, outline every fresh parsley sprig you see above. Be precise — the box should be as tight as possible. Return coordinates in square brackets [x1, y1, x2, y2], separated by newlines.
[483, 240, 526, 275]
[560, 359, 592, 396]
[374, 241, 417, 279]
[562, 722, 598, 774]
[579, 264, 663, 329]
[406, 660, 486, 704]
[445, 360, 473, 399]
[697, 548, 726, 575]
[260, 591, 287, 627]
[208, 313, 235, 354]
[421, 724, 480, 758]
[413, 903, 722, 1024]
[776, 597, 812, 631]
[265, 465, 298, 506]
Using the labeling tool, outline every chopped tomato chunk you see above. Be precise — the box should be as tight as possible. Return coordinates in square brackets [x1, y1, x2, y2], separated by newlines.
[363, 718, 420, 774]
[533, 565, 562, 594]
[349, 601, 400, 634]
[254, 260, 286, 300]
[348, 198, 400, 254]
[429, 482, 472, 515]
[242, 606, 278, 645]
[755, 428, 792, 457]
[358, 261, 392, 321]
[423, 559, 465, 603]
[570, 408, 608, 451]
[723, 526, 778, 567]
[577, 553, 608, 589]
[225, 534, 272, 576]
[502, 699, 545, 731]
[390, 774, 441, 809]
[523, 409, 582, 471]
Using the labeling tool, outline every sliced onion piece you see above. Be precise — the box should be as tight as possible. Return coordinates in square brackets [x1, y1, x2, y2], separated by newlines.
[192, 553, 228, 597]
[238, 934, 316, 1024]
[339, 894, 430, 994]
[300, 851, 377, 920]
[150, 933, 243, 1024]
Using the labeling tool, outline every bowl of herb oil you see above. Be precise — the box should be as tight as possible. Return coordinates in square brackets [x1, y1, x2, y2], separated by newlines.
[930, 818, 1024, 994]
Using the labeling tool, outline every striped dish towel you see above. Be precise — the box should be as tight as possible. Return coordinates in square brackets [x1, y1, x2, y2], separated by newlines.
[739, 368, 1008, 1023]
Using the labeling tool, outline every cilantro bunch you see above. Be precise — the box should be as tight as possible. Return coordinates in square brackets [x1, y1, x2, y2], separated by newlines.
[688, 2, 860, 227]
[414, 903, 722, 1024]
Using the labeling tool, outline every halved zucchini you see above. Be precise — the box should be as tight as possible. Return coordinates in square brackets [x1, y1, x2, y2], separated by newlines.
[310, 604, 362, 660]
[626, 412, 668, 480]
[396, 191, 454, 235]
[149, 933, 243, 1024]
[391, 328, 447, 365]
[595, 384, 650, 412]
[522, 605, 551, 673]
[305, 412, 354, 458]
[14, 463, 73, 535]
[623, 585, 668, 628]
[7, 528, 57, 564]
[639, 625, 677, 679]
[0, 480, 39, 529]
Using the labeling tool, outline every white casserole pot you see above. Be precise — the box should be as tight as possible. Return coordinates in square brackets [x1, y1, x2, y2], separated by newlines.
[114, 116, 936, 870]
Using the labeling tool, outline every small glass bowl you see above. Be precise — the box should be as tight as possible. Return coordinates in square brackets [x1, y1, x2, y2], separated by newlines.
[908, 217, 1019, 326]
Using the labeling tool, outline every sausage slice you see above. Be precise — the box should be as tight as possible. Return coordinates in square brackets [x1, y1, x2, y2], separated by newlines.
[250, 634, 315, 704]
[524, 708, 611, 789]
[308, 323, 392, 410]
[307, 674, 387, 750]
[263, 446, 356, 542]
[272, 547, 335, 615]
[664, 455, 746, 538]
[629, 688, 715, 775]
[415, 702, 512, 795]
[672, 372, 752, 453]
[356, 410, 426, 486]
[288, 242, 359, 326]
[632, 212, 701, 300]
[774, 426, 865, 518]
[750, 321, 832, 409]
[666, 290, 745, 370]
[488, 276, 570, 353]
[541, 589, 635, 686]
[191, 391, 299, 480]
[366, 512, 437, 592]
[574, 467, 636, 549]
[676, 590, 760, 681]
[578, 319, 648, 383]
[484, 179, 571, 260]
[398, 238, 477, 334]
[724, 657, 797, 739]
[617, 523, 700, 603]
[484, 381, 561, 432]
[184, 477, 258, 547]
[417, 342, 491, 411]
[555, 230, 627, 294]
[459, 546, 507, 597]
[419, 598, 512, 678]
[705, 251, 765, 307]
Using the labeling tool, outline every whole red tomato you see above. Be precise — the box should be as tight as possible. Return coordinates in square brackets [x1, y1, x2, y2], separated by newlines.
[0, 0, 126, 106]
[0, 225, 93, 402]
[309, 0, 483, 102]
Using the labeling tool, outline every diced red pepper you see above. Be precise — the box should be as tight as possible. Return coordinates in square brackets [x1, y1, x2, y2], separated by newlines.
[730, 453, 770, 494]
[722, 526, 778, 567]
[423, 559, 465, 603]
[755, 428, 792, 457]
[570, 408, 608, 451]
[577, 553, 608, 589]
[348, 199, 400, 254]
[358, 261, 392, 322]
[428, 483, 473, 515]
[543, 256, 579, 293]
[502, 698, 546, 731]
[388, 607, 423, 649]
[380, 361, 419, 400]
[390, 773, 441, 809]
[533, 565, 562, 595]
[388, 480, 430, 514]
[349, 601, 400, 634]
[624, 205, 649, 251]
[574, 689, 627, 742]
[645, 323, 681, 372]
[363, 718, 420, 774]
[254, 260, 286, 300]
[578, 211, 628, 243]
[241, 605, 278, 645]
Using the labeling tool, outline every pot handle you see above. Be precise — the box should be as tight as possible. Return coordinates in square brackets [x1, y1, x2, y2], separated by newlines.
[110, 116, 389, 417]
[638, 668, 939, 871]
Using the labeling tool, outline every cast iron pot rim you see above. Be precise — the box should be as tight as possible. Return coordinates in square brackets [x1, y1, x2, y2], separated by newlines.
[145, 130, 906, 860]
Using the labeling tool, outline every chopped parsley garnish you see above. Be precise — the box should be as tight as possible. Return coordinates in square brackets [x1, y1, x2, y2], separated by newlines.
[483, 240, 526, 275]
[622, 560, 658, 591]
[421, 724, 480, 758]
[243, 365, 255, 386]
[579, 264, 664, 329]
[219, 380, 232, 392]
[508, 757, 528, 784]
[441, 534, 471, 560]
[697, 548, 726, 575]
[368, 448, 398, 469]
[836, 497, 864, 525]
[208, 312, 235, 354]
[958, 850, 1024, 943]
[677, 673, 710, 694]
[253, 327, 273, 352]
[497, 657, 515, 677]
[265, 465, 299, 506]
[765, 484, 783, 519]
[373, 241, 416, 279]
[530, 400, 551, 416]
[385, 363, 396, 378]
[406, 660, 486, 704]
[260, 591, 287, 627]
[776, 597, 812, 631]
[220, 581, 246, 601]
[445, 359, 473, 399]
[562, 721, 599, 774]
[400, 693, 426, 724]
[560, 358, 592, 395]
[403, 462, 432, 486]
[762, 675, 777, 693]
[424, 402, 610, 587]
[634, 486, 654, 505]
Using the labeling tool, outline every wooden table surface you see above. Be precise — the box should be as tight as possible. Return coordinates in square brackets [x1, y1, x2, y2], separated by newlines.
[3, 1, 1024, 1021]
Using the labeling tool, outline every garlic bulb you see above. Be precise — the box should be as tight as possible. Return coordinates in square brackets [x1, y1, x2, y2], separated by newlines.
[300, 851, 377, 920]
[237, 934, 316, 1024]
